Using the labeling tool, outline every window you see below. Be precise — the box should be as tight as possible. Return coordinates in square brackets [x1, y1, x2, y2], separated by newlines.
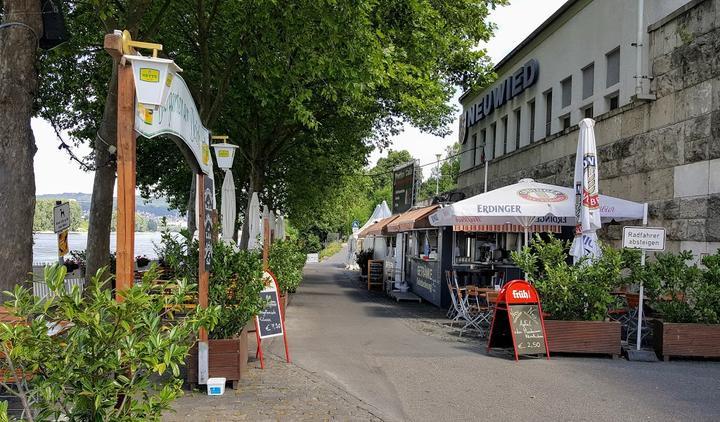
[529, 100, 535, 143]
[561, 114, 571, 130]
[514, 109, 521, 150]
[490, 123, 497, 160]
[583, 105, 594, 119]
[606, 47, 620, 87]
[501, 116, 508, 155]
[582, 63, 594, 99]
[471, 133, 477, 167]
[545, 90, 552, 137]
[608, 93, 619, 110]
[561, 77, 572, 108]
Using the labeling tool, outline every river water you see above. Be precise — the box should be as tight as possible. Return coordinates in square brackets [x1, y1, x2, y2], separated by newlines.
[33, 232, 165, 264]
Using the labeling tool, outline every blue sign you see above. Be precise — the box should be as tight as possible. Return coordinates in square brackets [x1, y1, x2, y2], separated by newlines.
[352, 220, 360, 230]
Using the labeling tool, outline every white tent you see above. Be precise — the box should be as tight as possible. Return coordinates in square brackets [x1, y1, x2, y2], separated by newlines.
[346, 201, 393, 269]
[429, 178, 645, 244]
[247, 192, 261, 250]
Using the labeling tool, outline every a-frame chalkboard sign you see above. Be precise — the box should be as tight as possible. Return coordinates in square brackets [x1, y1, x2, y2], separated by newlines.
[254, 270, 291, 368]
[488, 279, 550, 361]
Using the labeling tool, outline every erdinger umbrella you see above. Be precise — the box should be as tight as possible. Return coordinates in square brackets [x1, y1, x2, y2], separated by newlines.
[247, 192, 261, 250]
[220, 169, 236, 243]
[429, 178, 644, 244]
[570, 118, 602, 261]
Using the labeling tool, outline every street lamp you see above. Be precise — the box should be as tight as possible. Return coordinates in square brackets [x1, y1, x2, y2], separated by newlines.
[435, 153, 442, 195]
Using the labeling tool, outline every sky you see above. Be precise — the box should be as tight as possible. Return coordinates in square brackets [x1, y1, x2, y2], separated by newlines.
[33, 0, 567, 195]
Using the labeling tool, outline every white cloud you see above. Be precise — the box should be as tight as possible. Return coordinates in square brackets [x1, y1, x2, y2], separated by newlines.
[368, 0, 567, 175]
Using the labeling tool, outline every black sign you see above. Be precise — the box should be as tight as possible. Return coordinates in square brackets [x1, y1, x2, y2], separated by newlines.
[257, 290, 283, 339]
[392, 161, 416, 214]
[203, 175, 214, 267]
[465, 59, 539, 128]
[410, 259, 441, 307]
[508, 304, 547, 356]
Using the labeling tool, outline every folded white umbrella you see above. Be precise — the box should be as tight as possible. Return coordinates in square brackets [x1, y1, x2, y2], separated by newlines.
[220, 169, 236, 244]
[276, 213, 286, 240]
[570, 118, 602, 260]
[247, 192, 261, 250]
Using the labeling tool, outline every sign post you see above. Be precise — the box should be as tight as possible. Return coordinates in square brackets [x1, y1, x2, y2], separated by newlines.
[621, 203, 660, 351]
[487, 279, 550, 361]
[53, 201, 71, 264]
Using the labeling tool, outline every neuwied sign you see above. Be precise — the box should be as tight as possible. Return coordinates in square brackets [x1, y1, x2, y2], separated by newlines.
[463, 59, 539, 132]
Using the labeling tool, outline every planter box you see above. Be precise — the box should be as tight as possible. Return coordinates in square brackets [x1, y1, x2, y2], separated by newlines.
[544, 320, 621, 358]
[653, 320, 720, 361]
[186, 331, 248, 389]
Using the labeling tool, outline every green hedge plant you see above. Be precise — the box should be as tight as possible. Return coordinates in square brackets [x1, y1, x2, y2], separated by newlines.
[0, 265, 219, 421]
[268, 240, 307, 294]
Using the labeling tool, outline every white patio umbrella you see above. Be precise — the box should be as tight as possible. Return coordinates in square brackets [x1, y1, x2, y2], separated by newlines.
[269, 210, 277, 242]
[570, 118, 602, 261]
[260, 205, 270, 246]
[429, 178, 645, 245]
[220, 169, 236, 243]
[247, 192, 261, 250]
[276, 213, 286, 240]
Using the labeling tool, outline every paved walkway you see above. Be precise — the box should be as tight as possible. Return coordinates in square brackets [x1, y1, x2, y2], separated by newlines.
[170, 248, 720, 421]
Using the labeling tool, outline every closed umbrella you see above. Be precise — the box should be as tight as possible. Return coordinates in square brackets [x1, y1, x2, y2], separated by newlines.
[247, 192, 261, 250]
[570, 118, 602, 261]
[220, 169, 236, 243]
[276, 213, 286, 240]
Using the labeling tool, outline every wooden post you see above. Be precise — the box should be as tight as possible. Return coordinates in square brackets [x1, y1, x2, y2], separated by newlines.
[197, 173, 209, 384]
[115, 54, 136, 299]
[262, 214, 270, 270]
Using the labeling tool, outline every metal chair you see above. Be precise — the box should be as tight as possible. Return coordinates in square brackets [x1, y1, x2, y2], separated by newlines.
[445, 270, 462, 322]
[452, 275, 484, 337]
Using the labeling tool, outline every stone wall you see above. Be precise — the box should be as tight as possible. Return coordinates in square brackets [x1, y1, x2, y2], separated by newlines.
[457, 0, 720, 255]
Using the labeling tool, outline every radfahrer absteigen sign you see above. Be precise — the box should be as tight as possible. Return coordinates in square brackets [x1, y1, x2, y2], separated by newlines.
[134, 74, 214, 177]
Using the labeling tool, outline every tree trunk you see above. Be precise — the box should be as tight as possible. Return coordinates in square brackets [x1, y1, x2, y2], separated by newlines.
[85, 64, 119, 282]
[187, 174, 196, 235]
[0, 1, 43, 290]
[239, 169, 264, 250]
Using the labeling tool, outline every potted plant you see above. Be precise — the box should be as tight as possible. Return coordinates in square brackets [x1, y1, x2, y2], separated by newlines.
[135, 254, 151, 269]
[512, 236, 629, 358]
[160, 233, 266, 388]
[356, 249, 374, 276]
[640, 251, 720, 361]
[268, 239, 307, 317]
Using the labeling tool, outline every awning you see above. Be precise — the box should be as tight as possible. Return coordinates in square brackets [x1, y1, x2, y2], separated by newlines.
[387, 205, 439, 233]
[453, 224, 561, 233]
[358, 215, 400, 238]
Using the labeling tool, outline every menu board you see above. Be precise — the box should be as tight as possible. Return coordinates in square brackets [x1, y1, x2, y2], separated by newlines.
[508, 304, 547, 356]
[257, 290, 283, 339]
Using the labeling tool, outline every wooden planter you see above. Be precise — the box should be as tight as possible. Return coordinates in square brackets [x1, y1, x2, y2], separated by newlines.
[544, 320, 621, 358]
[186, 331, 248, 389]
[652, 320, 720, 361]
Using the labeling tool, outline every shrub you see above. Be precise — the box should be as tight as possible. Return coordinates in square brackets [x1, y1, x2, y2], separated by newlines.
[356, 250, 374, 275]
[512, 235, 630, 321]
[0, 265, 219, 421]
[302, 233, 322, 254]
[319, 241, 343, 261]
[268, 240, 307, 294]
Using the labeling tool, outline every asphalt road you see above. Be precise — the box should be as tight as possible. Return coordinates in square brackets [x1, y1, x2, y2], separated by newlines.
[265, 248, 720, 422]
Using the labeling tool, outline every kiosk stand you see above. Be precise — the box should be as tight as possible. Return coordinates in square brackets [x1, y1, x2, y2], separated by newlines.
[488, 280, 550, 361]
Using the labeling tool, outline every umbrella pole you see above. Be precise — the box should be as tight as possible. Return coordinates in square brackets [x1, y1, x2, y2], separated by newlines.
[636, 203, 648, 350]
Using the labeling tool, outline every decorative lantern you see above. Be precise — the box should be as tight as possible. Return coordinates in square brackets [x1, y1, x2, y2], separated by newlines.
[211, 136, 238, 170]
[120, 30, 181, 107]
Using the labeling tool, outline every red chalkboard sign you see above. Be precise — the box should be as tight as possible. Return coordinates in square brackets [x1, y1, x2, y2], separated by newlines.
[487, 280, 550, 361]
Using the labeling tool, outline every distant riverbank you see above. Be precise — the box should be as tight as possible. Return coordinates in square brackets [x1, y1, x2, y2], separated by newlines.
[33, 232, 166, 263]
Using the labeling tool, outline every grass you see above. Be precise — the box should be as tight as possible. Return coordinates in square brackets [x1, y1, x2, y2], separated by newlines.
[319, 241, 343, 261]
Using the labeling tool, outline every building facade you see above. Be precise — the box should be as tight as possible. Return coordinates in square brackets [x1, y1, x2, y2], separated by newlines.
[457, 0, 720, 256]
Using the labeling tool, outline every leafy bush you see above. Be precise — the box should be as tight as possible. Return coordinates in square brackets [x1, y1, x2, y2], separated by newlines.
[636, 250, 720, 324]
[512, 235, 630, 321]
[268, 240, 307, 294]
[319, 241, 343, 261]
[157, 232, 266, 338]
[0, 265, 219, 421]
[356, 250, 374, 275]
[302, 233, 322, 254]
[208, 242, 266, 339]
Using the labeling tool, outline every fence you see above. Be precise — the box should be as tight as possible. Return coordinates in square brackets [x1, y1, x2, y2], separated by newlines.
[31, 263, 85, 300]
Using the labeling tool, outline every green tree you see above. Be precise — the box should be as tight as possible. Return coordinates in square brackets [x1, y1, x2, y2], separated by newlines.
[418, 143, 461, 200]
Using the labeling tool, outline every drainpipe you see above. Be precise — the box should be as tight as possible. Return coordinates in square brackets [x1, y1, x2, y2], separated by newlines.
[634, 0, 656, 101]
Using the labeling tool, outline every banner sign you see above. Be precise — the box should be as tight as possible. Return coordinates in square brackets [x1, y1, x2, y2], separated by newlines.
[392, 161, 416, 214]
[203, 175, 214, 267]
[134, 74, 213, 175]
